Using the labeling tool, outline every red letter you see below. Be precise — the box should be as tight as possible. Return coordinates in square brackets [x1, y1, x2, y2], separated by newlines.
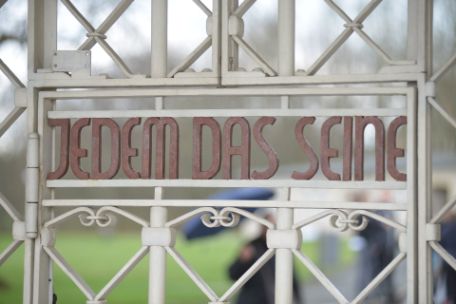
[142, 118, 179, 179]
[321, 116, 341, 180]
[222, 117, 250, 179]
[252, 117, 279, 179]
[343, 117, 353, 181]
[354, 116, 385, 181]
[387, 116, 407, 181]
[91, 118, 120, 179]
[69, 118, 90, 179]
[47, 119, 70, 180]
[192, 117, 221, 179]
[141, 118, 159, 178]
[292, 117, 318, 180]
[121, 118, 141, 179]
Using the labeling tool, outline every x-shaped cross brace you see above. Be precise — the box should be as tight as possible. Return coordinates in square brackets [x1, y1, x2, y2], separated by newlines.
[0, 59, 26, 138]
[306, 0, 412, 76]
[168, 0, 216, 77]
[61, 0, 142, 78]
[77, 0, 134, 51]
[226, 0, 277, 76]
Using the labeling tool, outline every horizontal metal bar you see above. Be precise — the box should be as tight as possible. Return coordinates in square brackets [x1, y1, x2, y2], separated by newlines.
[224, 73, 417, 85]
[42, 199, 407, 210]
[47, 108, 406, 119]
[39, 87, 413, 100]
[30, 77, 219, 88]
[46, 179, 406, 190]
[29, 73, 420, 88]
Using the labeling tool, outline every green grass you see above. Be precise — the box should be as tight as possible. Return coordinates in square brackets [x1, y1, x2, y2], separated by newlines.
[0, 232, 354, 304]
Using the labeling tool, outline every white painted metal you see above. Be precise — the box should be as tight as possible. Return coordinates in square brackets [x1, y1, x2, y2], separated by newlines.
[45, 179, 407, 190]
[151, 0, 167, 78]
[149, 189, 167, 304]
[0, 0, 454, 303]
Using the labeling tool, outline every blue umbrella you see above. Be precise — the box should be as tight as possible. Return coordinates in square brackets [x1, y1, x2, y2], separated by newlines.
[182, 188, 275, 240]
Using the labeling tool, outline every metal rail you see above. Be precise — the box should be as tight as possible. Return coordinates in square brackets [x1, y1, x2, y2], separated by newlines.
[0, 0, 455, 303]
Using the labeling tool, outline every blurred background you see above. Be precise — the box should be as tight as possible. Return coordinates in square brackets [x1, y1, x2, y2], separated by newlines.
[0, 0, 456, 303]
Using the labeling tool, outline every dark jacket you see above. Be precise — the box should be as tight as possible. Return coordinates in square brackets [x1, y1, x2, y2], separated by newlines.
[228, 236, 302, 304]
[441, 222, 456, 302]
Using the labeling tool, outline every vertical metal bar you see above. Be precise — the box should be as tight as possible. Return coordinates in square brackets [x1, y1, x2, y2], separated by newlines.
[221, 0, 229, 74]
[406, 0, 419, 65]
[229, 0, 239, 71]
[406, 88, 417, 304]
[32, 99, 54, 304]
[28, 0, 58, 302]
[418, 0, 433, 302]
[149, 187, 167, 304]
[278, 0, 295, 76]
[222, 0, 239, 75]
[27, 0, 57, 74]
[25, 2, 57, 301]
[274, 188, 293, 304]
[212, 0, 222, 81]
[23, 239, 34, 304]
[424, 0, 434, 78]
[418, 82, 433, 302]
[24, 134, 39, 304]
[151, 0, 167, 78]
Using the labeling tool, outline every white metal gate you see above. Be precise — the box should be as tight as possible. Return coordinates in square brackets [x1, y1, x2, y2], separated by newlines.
[0, 0, 455, 303]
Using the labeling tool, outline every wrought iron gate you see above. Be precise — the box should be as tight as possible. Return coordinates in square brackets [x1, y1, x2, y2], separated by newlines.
[0, 0, 455, 303]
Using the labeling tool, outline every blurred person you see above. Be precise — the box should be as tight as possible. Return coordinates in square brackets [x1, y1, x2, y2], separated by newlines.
[434, 212, 456, 304]
[228, 212, 303, 304]
[354, 191, 398, 303]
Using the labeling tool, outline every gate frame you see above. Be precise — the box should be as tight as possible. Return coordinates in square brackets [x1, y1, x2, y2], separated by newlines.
[0, 0, 451, 303]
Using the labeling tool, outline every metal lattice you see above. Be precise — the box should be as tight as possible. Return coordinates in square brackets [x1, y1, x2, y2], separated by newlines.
[0, 0, 456, 303]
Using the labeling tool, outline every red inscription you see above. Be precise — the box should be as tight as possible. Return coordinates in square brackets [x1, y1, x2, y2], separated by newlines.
[142, 117, 179, 179]
[47, 119, 70, 180]
[192, 117, 221, 179]
[355, 116, 385, 181]
[48, 115, 407, 181]
[321, 116, 342, 181]
[387, 116, 407, 181]
[91, 118, 120, 179]
[121, 117, 141, 179]
[69, 118, 90, 179]
[252, 117, 279, 180]
[292, 117, 319, 180]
